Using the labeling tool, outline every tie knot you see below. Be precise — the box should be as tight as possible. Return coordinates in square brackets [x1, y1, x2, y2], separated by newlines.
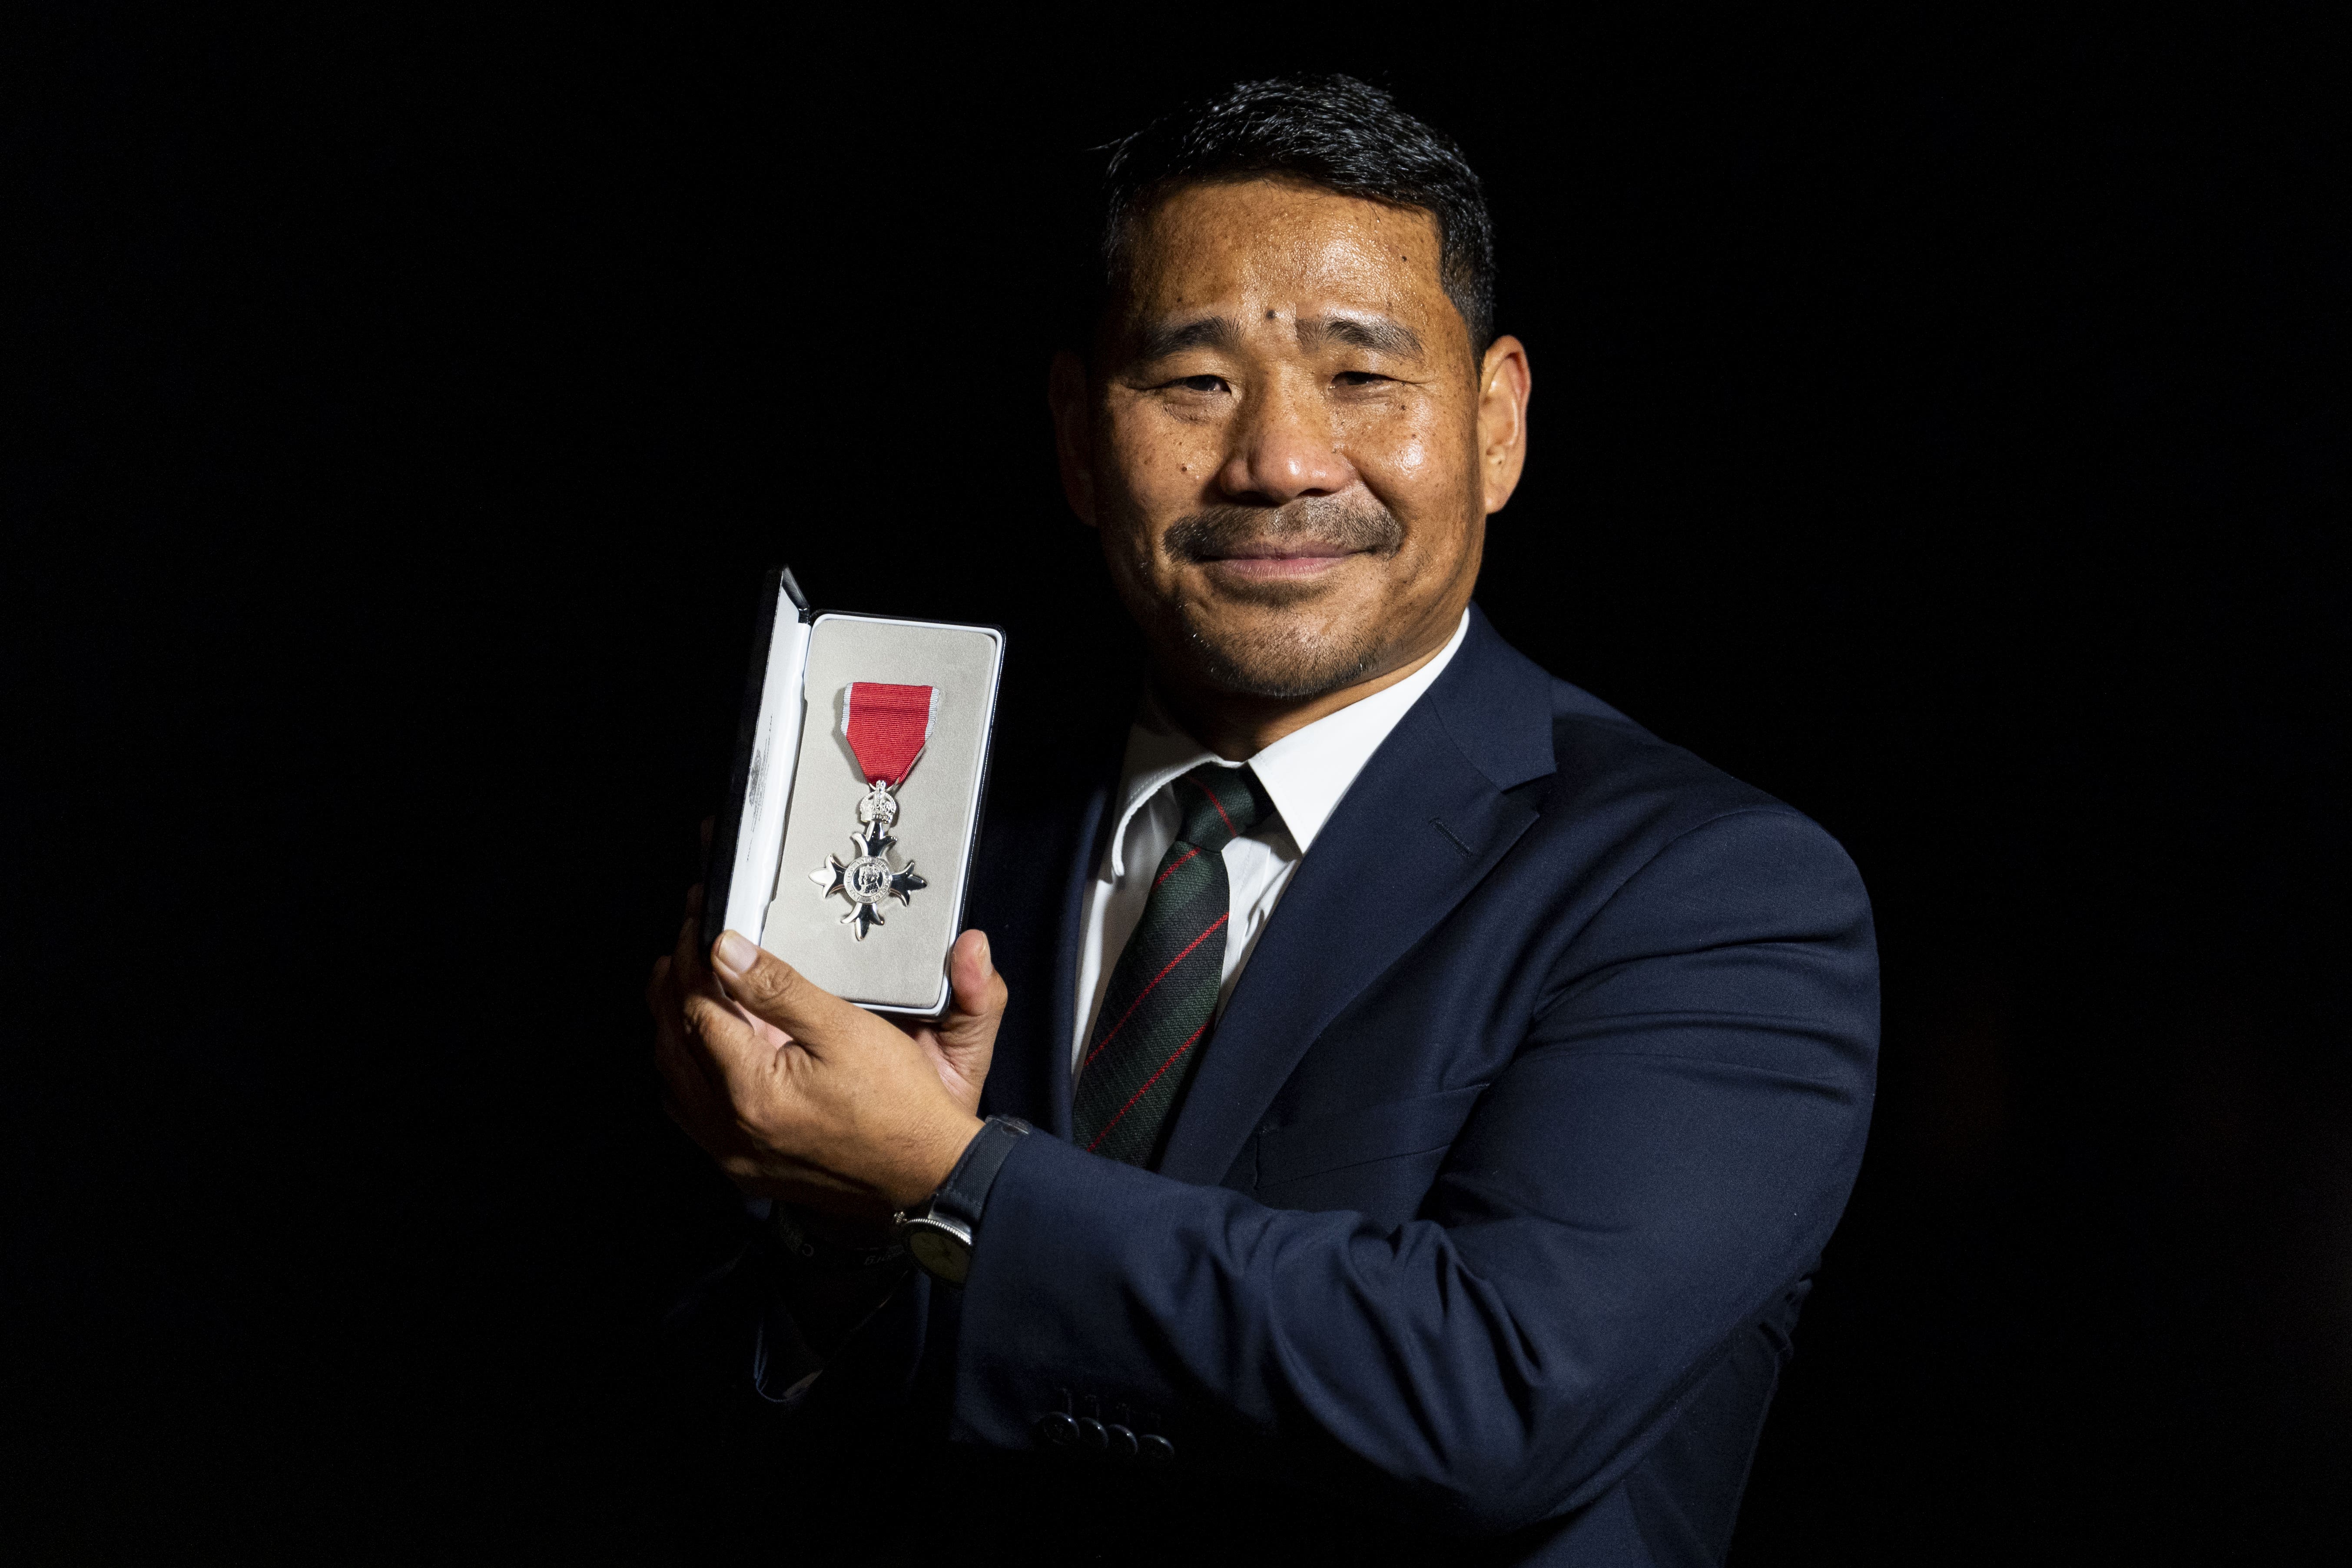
[1173, 763, 1272, 854]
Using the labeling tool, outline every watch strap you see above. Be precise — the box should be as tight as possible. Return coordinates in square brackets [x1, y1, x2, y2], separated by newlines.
[929, 1115, 1032, 1235]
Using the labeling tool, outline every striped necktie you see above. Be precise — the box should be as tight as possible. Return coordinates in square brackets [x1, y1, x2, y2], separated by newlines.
[1073, 763, 1274, 1167]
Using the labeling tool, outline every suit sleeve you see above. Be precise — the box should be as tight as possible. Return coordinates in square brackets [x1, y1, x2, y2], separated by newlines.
[946, 807, 1878, 1536]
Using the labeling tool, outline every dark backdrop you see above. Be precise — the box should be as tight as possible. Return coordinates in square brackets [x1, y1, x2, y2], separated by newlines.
[11, 11, 2346, 1562]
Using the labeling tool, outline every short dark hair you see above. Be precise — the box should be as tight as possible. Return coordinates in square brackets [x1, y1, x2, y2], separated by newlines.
[1090, 74, 1496, 355]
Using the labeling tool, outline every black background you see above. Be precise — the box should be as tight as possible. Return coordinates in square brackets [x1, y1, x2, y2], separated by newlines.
[11, 10, 2347, 1561]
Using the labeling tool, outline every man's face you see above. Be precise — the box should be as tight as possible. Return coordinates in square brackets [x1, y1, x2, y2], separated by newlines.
[1052, 178, 1530, 703]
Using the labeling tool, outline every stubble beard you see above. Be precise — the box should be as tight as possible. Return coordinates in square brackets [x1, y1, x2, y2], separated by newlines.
[1133, 496, 1418, 701]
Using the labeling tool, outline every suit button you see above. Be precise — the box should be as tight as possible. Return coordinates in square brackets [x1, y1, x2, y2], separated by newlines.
[1139, 1433, 1175, 1464]
[1035, 1412, 1078, 1447]
[1103, 1423, 1138, 1459]
[1075, 1416, 1107, 1450]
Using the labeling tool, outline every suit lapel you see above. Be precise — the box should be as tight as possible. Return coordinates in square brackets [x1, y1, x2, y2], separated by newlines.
[977, 725, 1122, 1142]
[1032, 769, 1111, 1139]
[1155, 610, 1558, 1186]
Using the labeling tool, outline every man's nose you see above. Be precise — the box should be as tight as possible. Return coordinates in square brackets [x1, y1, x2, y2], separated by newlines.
[1215, 375, 1355, 504]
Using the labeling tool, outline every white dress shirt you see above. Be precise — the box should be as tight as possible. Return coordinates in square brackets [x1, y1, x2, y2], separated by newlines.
[1071, 611, 1471, 1074]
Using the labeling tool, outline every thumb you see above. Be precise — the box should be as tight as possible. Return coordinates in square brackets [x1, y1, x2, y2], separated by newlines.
[709, 930, 858, 1052]
[936, 929, 1008, 1054]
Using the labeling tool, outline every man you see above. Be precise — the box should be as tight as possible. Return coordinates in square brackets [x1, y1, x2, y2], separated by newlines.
[652, 76, 1876, 1566]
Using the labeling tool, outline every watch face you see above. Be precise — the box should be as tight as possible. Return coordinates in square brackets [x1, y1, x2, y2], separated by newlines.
[905, 1222, 970, 1286]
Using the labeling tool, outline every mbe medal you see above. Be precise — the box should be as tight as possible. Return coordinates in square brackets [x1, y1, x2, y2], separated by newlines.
[811, 681, 937, 939]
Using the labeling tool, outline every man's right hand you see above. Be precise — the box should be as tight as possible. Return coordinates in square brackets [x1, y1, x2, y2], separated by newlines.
[646, 881, 1008, 1224]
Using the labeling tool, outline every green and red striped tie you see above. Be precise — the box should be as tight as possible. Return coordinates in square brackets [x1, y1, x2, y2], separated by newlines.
[1073, 763, 1274, 1167]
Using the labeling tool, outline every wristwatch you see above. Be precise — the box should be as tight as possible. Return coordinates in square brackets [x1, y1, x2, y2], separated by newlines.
[894, 1115, 1032, 1286]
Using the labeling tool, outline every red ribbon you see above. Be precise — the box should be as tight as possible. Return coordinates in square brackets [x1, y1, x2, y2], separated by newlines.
[843, 682, 935, 786]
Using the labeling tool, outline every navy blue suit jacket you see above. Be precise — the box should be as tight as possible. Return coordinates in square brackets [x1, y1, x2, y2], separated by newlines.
[763, 609, 1877, 1566]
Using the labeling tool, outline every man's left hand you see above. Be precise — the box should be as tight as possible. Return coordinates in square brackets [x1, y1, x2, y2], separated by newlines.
[650, 904, 1002, 1222]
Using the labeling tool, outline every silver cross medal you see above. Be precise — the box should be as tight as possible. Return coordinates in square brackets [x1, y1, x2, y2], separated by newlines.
[810, 780, 929, 939]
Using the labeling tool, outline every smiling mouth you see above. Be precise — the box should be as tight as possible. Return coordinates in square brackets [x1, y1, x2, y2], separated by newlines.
[1196, 543, 1362, 579]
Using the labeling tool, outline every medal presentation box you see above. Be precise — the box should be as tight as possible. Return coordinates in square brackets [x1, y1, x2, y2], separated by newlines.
[702, 568, 1004, 1015]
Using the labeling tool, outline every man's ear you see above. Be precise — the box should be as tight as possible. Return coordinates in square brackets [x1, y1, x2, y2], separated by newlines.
[1046, 350, 1098, 527]
[1475, 334, 1533, 516]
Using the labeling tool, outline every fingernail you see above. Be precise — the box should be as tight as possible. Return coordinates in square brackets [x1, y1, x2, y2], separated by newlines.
[715, 932, 757, 974]
[975, 932, 992, 970]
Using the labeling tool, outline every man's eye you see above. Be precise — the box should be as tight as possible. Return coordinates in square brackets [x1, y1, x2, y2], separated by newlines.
[1168, 375, 1227, 393]
[1334, 371, 1390, 387]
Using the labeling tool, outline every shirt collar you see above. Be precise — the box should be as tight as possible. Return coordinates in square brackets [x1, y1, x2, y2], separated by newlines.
[1104, 610, 1472, 877]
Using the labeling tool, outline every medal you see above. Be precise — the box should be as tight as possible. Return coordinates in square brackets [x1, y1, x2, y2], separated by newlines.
[810, 681, 935, 938]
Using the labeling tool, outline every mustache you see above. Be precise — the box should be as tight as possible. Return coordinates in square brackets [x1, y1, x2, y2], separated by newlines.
[1162, 497, 1407, 565]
